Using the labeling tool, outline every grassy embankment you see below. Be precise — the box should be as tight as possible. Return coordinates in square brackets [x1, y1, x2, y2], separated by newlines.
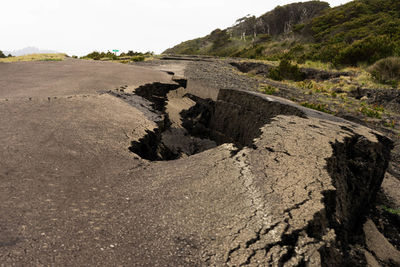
[0, 53, 66, 63]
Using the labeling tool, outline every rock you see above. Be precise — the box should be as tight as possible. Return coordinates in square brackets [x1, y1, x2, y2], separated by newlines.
[162, 88, 393, 265]
[382, 173, 400, 209]
[118, 84, 394, 265]
[363, 249, 381, 267]
[363, 219, 400, 265]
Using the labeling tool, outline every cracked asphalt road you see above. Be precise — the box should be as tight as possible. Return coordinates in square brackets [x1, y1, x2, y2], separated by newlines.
[0, 59, 393, 266]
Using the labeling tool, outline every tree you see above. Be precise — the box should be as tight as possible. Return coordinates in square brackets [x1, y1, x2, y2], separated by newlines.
[0, 50, 6, 58]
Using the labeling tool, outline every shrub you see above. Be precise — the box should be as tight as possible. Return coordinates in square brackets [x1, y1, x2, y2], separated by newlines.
[127, 50, 140, 56]
[368, 57, 400, 85]
[268, 68, 283, 81]
[333, 36, 396, 66]
[85, 51, 102, 60]
[131, 55, 145, 62]
[268, 59, 306, 81]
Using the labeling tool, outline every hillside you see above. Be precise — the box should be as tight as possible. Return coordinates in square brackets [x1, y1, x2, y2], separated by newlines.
[164, 0, 400, 67]
[164, 1, 329, 57]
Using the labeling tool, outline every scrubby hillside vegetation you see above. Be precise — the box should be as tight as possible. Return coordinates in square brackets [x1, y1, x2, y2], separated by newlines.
[80, 50, 154, 63]
[164, 0, 400, 67]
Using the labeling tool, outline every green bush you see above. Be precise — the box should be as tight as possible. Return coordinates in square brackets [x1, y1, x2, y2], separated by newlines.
[84, 51, 102, 60]
[333, 36, 396, 66]
[131, 55, 145, 62]
[268, 59, 306, 81]
[127, 50, 143, 56]
[368, 57, 400, 85]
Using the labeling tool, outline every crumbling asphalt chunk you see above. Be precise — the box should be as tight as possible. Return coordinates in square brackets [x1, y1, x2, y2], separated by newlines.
[109, 78, 394, 266]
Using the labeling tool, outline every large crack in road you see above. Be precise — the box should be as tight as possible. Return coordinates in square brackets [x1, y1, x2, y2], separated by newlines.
[107, 78, 394, 265]
[0, 59, 396, 266]
[110, 80, 307, 161]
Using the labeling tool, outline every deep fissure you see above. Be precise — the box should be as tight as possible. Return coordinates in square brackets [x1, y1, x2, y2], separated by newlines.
[126, 83, 307, 161]
[320, 133, 393, 266]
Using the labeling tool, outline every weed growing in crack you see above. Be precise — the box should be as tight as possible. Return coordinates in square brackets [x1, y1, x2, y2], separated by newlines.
[382, 206, 400, 216]
[358, 102, 384, 119]
[259, 85, 277, 95]
[384, 120, 396, 128]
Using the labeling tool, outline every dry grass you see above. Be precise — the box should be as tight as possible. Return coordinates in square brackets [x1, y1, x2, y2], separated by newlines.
[299, 60, 334, 71]
[0, 53, 66, 63]
[368, 57, 400, 86]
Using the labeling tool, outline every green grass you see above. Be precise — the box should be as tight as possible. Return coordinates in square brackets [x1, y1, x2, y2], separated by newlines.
[299, 60, 334, 71]
[359, 102, 384, 119]
[382, 205, 400, 216]
[301, 102, 332, 114]
[259, 85, 277, 95]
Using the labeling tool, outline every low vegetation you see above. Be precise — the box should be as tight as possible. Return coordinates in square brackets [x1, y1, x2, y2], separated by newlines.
[0, 53, 66, 63]
[301, 102, 332, 114]
[359, 102, 384, 119]
[81, 50, 154, 63]
[382, 206, 400, 216]
[259, 84, 278, 95]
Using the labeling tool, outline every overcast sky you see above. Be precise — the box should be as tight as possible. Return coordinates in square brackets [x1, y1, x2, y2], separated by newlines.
[1, 0, 351, 56]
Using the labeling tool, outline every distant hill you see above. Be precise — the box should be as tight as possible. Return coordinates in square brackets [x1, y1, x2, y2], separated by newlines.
[164, 0, 400, 67]
[4, 47, 59, 57]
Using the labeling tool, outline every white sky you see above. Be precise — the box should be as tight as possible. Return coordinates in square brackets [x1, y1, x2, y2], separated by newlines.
[1, 0, 351, 56]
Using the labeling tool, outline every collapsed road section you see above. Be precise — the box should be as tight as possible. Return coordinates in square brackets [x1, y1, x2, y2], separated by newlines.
[108, 79, 394, 265]
[110, 80, 307, 161]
